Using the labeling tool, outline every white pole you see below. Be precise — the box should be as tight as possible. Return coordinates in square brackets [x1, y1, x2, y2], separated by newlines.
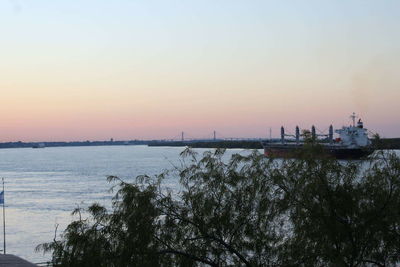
[2, 178, 5, 254]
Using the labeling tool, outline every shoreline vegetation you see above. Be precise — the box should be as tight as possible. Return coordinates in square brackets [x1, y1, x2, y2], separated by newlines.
[37, 147, 400, 266]
[0, 140, 148, 149]
[147, 138, 400, 150]
[1, 138, 399, 150]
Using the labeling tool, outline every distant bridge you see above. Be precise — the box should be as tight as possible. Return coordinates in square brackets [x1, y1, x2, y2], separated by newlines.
[156, 131, 270, 143]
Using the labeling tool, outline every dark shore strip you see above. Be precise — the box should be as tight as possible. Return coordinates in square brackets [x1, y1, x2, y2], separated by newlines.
[148, 140, 262, 149]
[0, 140, 149, 149]
[1, 138, 399, 150]
[148, 139, 400, 150]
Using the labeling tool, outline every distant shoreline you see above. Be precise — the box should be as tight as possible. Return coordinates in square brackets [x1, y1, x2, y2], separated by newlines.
[1, 138, 399, 150]
[148, 140, 263, 149]
[0, 140, 149, 149]
[148, 139, 400, 150]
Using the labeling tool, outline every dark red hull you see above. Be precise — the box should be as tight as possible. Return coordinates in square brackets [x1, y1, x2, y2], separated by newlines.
[263, 144, 374, 159]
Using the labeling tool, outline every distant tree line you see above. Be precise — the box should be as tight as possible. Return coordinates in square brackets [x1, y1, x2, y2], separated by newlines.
[1, 137, 400, 150]
[372, 138, 400, 149]
[148, 140, 263, 149]
[37, 146, 400, 266]
[0, 140, 149, 149]
[148, 138, 400, 150]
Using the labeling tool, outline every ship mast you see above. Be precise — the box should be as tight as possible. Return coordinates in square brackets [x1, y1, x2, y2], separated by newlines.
[350, 112, 356, 127]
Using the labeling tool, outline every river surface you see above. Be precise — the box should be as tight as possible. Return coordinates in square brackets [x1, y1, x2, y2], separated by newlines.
[0, 146, 398, 263]
[0, 145, 253, 264]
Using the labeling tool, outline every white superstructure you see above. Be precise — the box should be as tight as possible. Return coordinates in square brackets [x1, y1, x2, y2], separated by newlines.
[335, 113, 371, 148]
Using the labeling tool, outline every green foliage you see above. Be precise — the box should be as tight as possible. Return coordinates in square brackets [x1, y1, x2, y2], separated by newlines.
[37, 149, 400, 266]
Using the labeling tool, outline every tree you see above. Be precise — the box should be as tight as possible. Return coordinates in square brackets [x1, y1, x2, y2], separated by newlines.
[37, 148, 400, 266]
[274, 150, 400, 266]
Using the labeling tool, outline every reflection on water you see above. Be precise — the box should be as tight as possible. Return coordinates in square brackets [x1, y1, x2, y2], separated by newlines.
[0, 145, 251, 263]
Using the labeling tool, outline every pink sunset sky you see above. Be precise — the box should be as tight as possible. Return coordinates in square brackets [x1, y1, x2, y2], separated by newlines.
[1, 0, 399, 141]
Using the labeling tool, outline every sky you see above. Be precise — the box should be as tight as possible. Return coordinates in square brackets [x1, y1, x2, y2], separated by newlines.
[1, 0, 399, 141]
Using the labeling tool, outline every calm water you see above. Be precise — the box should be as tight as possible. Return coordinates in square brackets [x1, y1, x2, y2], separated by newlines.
[0, 146, 398, 263]
[0, 145, 250, 263]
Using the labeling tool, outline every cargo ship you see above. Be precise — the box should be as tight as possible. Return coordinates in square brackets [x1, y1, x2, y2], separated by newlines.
[262, 113, 375, 159]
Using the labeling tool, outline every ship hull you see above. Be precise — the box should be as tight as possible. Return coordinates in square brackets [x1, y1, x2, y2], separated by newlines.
[263, 144, 374, 159]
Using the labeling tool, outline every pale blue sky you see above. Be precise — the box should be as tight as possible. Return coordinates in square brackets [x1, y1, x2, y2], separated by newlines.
[1, 0, 399, 140]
